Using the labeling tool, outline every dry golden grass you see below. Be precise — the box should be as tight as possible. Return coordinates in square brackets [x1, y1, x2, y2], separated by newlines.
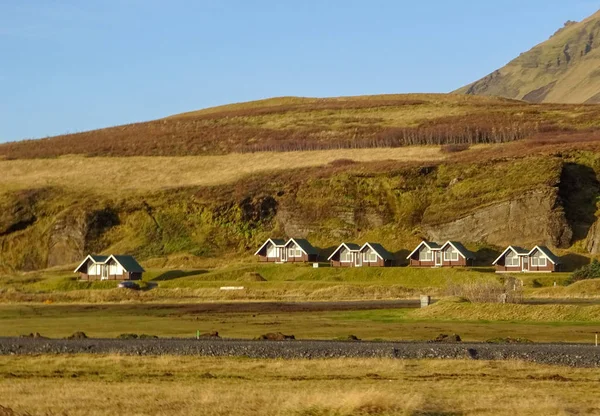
[530, 279, 600, 298]
[412, 298, 600, 322]
[0, 355, 599, 416]
[0, 147, 446, 193]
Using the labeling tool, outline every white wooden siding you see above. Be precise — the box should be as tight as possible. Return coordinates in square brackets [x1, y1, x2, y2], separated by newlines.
[266, 243, 277, 258]
[87, 260, 99, 275]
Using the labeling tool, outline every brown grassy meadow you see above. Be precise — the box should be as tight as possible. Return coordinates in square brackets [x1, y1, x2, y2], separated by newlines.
[0, 147, 445, 193]
[0, 355, 599, 416]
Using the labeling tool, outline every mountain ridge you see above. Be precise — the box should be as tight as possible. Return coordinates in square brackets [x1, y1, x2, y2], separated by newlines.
[456, 9, 600, 103]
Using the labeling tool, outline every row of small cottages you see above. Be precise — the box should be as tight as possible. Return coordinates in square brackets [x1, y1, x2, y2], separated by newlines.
[255, 238, 562, 272]
[73, 241, 562, 282]
[255, 238, 394, 268]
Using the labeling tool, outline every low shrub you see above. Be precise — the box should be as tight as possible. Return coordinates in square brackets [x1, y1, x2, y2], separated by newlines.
[570, 259, 600, 283]
[445, 280, 522, 304]
[329, 158, 357, 167]
[486, 337, 533, 344]
[117, 333, 139, 339]
[256, 332, 295, 341]
[430, 333, 462, 343]
[441, 144, 470, 153]
[118, 333, 158, 339]
[66, 331, 88, 340]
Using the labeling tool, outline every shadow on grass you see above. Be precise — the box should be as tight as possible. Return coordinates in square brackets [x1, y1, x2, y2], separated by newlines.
[470, 267, 497, 274]
[473, 247, 501, 267]
[152, 270, 207, 282]
[560, 253, 590, 273]
[393, 249, 410, 267]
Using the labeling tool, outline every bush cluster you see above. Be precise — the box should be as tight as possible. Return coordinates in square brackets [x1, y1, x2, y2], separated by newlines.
[570, 259, 600, 282]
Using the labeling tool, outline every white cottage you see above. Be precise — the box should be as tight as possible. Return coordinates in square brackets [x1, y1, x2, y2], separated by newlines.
[74, 254, 145, 281]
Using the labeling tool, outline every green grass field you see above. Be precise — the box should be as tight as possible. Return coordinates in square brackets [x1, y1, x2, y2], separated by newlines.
[1, 263, 580, 303]
[2, 300, 600, 342]
[2, 264, 600, 343]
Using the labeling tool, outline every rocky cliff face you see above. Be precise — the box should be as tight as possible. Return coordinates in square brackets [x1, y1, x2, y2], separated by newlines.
[46, 207, 120, 268]
[1, 155, 598, 271]
[423, 189, 573, 248]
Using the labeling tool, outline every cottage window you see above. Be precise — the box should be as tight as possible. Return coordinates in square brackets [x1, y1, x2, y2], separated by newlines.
[419, 248, 432, 261]
[289, 246, 302, 258]
[530, 252, 547, 267]
[444, 247, 459, 261]
[340, 249, 353, 262]
[505, 252, 520, 267]
[363, 249, 378, 262]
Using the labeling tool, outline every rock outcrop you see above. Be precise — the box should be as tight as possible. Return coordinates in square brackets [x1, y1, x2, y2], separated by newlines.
[424, 189, 572, 248]
[585, 219, 600, 254]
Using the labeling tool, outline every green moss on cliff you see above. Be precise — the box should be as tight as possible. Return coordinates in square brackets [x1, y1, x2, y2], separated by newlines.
[0, 155, 570, 271]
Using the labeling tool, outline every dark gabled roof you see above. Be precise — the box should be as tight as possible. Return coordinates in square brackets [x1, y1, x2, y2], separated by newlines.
[74, 254, 109, 273]
[444, 241, 475, 259]
[492, 246, 529, 265]
[406, 241, 441, 259]
[342, 242, 361, 251]
[111, 255, 145, 273]
[327, 242, 361, 260]
[74, 254, 144, 273]
[288, 238, 318, 255]
[532, 246, 561, 264]
[254, 238, 287, 255]
[511, 246, 529, 255]
[90, 255, 109, 263]
[363, 242, 394, 261]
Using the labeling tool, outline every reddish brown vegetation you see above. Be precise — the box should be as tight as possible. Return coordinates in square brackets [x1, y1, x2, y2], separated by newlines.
[441, 144, 471, 153]
[2, 96, 600, 159]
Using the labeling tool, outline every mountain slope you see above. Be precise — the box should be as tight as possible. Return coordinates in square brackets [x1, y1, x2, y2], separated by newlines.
[3, 93, 600, 159]
[457, 10, 600, 103]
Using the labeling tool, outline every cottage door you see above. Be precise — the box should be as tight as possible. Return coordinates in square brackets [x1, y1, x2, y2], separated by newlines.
[281, 247, 287, 262]
[101, 265, 108, 280]
[435, 252, 442, 267]
[522, 257, 529, 272]
[354, 253, 362, 267]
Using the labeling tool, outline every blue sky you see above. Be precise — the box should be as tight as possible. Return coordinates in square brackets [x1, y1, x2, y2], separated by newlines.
[0, 1, 598, 142]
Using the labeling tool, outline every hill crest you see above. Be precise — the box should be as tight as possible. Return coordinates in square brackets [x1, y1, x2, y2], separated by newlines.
[457, 9, 600, 103]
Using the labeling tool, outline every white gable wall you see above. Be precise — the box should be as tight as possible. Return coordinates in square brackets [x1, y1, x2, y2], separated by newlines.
[87, 260, 99, 275]
[266, 242, 278, 258]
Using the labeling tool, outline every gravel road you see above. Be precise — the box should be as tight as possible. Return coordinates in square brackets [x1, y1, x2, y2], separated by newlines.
[1, 337, 599, 367]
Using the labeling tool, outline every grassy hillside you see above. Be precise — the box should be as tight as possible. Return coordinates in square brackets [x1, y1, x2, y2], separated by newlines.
[0, 150, 571, 272]
[4, 93, 600, 159]
[457, 10, 600, 103]
[2, 93, 600, 273]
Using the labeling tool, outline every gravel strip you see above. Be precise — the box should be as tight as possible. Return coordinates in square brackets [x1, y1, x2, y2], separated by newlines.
[1, 338, 599, 367]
